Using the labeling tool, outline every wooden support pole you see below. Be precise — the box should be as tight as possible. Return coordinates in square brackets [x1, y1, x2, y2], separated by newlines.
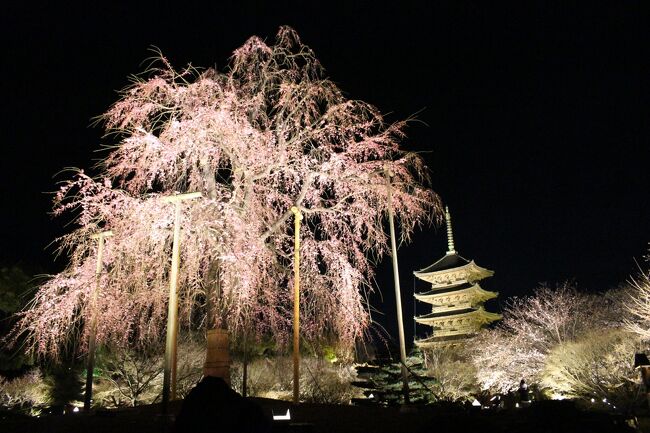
[242, 330, 248, 398]
[84, 230, 113, 412]
[385, 168, 410, 404]
[162, 192, 201, 413]
[291, 206, 303, 404]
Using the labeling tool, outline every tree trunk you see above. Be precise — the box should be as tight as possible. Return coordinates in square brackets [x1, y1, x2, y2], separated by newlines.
[205, 260, 221, 330]
[203, 329, 231, 384]
[242, 352, 248, 398]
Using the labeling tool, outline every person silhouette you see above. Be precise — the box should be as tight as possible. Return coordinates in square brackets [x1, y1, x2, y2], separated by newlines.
[518, 379, 530, 403]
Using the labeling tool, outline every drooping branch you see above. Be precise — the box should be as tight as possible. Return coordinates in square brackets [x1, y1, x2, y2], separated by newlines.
[11, 26, 440, 359]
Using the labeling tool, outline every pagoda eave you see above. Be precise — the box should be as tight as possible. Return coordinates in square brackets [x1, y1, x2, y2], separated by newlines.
[414, 308, 502, 326]
[414, 260, 494, 286]
[414, 284, 498, 304]
[415, 333, 476, 348]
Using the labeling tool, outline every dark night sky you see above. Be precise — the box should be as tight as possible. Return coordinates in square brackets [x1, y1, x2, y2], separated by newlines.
[1, 2, 648, 342]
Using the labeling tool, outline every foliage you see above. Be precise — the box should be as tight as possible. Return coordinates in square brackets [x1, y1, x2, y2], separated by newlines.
[11, 26, 438, 360]
[0, 266, 33, 315]
[422, 344, 477, 402]
[0, 266, 36, 372]
[541, 329, 643, 414]
[230, 355, 362, 404]
[300, 358, 360, 404]
[471, 326, 543, 395]
[94, 336, 205, 407]
[174, 338, 207, 398]
[0, 369, 48, 412]
[42, 361, 84, 410]
[94, 345, 163, 407]
[626, 271, 650, 341]
[471, 283, 627, 394]
[1, 363, 87, 414]
[352, 351, 438, 405]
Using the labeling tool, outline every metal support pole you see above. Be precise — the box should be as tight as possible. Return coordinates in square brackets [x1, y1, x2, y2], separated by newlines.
[291, 206, 303, 404]
[385, 168, 410, 404]
[84, 230, 113, 412]
[162, 192, 201, 413]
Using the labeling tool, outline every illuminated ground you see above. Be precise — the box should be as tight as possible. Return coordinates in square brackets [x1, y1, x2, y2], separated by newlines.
[0, 399, 637, 433]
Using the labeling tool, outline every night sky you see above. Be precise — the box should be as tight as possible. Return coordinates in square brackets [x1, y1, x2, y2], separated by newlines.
[2, 3, 648, 342]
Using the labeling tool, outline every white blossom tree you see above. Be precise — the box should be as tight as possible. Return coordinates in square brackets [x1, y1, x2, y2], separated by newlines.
[471, 283, 622, 393]
[10, 27, 439, 359]
[626, 271, 650, 341]
[541, 329, 641, 411]
[422, 344, 477, 401]
[471, 327, 543, 394]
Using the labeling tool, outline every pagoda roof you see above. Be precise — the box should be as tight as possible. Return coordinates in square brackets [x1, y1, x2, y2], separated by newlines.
[415, 307, 502, 325]
[413, 252, 494, 285]
[416, 307, 476, 319]
[416, 282, 474, 296]
[415, 252, 470, 274]
[415, 333, 472, 346]
[415, 283, 498, 304]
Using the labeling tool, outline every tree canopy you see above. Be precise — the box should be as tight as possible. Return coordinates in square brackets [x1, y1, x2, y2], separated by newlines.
[11, 27, 439, 359]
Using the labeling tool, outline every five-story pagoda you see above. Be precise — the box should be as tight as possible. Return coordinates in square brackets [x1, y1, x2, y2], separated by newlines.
[413, 207, 501, 347]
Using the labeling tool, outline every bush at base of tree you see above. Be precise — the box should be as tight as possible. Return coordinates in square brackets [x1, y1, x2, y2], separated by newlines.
[0, 369, 48, 414]
[1, 363, 89, 415]
[422, 344, 478, 402]
[230, 355, 362, 404]
[93, 336, 205, 408]
[541, 329, 644, 415]
[470, 283, 630, 396]
[42, 361, 84, 414]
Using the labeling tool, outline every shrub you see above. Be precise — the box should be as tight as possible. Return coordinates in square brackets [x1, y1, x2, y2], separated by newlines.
[541, 329, 643, 414]
[94, 336, 205, 407]
[471, 283, 629, 394]
[0, 369, 48, 412]
[423, 344, 477, 402]
[230, 355, 361, 404]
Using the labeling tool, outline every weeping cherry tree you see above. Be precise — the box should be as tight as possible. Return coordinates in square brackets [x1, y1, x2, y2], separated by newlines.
[11, 27, 439, 359]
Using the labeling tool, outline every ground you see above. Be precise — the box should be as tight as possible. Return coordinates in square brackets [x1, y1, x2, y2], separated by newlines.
[0, 399, 637, 433]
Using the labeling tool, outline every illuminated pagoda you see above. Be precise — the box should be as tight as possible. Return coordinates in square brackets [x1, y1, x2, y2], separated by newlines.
[413, 207, 501, 347]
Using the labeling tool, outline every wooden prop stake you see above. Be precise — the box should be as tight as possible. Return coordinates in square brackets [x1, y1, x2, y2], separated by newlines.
[84, 230, 113, 411]
[162, 192, 201, 413]
[291, 206, 303, 404]
[385, 168, 410, 404]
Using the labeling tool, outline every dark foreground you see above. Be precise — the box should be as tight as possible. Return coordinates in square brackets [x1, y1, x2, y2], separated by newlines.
[0, 399, 637, 433]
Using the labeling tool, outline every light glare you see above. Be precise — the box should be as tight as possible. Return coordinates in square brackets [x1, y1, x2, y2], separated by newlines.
[273, 409, 291, 421]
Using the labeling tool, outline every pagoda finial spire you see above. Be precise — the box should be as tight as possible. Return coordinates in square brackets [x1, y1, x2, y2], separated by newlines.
[445, 206, 456, 255]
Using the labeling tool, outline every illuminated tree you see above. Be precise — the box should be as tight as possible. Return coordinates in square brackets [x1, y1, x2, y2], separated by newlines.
[423, 345, 477, 401]
[94, 336, 205, 407]
[11, 27, 438, 359]
[626, 271, 650, 341]
[541, 329, 641, 410]
[471, 327, 540, 394]
[471, 283, 619, 393]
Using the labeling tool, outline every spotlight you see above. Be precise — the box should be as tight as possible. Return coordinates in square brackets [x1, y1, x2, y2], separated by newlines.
[273, 409, 291, 421]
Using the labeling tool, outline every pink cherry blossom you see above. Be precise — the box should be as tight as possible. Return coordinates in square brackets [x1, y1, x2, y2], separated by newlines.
[10, 27, 440, 359]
